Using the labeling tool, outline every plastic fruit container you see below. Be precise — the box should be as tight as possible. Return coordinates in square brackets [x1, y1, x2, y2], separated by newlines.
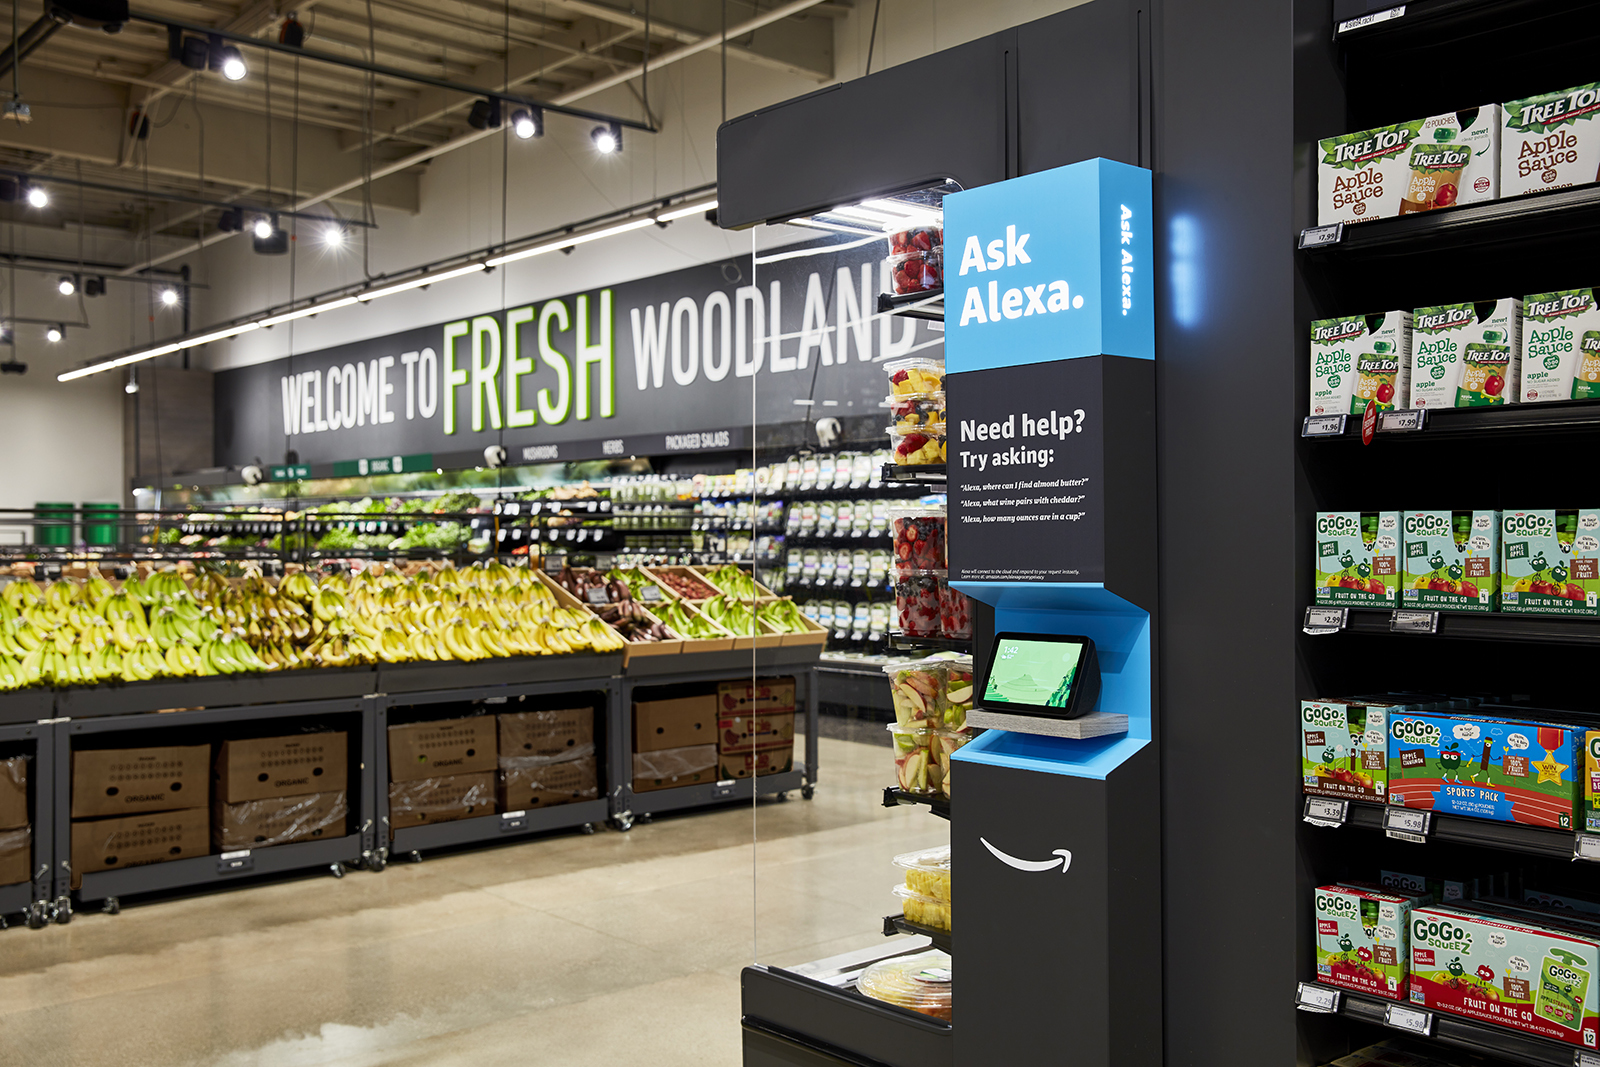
[933, 728, 972, 798]
[937, 573, 972, 639]
[888, 426, 946, 467]
[887, 226, 941, 255]
[890, 505, 946, 573]
[889, 247, 943, 295]
[886, 357, 944, 397]
[893, 845, 951, 902]
[894, 572, 943, 637]
[884, 658, 947, 726]
[888, 722, 937, 793]
[943, 656, 974, 730]
[857, 949, 952, 1020]
[887, 392, 946, 431]
[893, 884, 953, 931]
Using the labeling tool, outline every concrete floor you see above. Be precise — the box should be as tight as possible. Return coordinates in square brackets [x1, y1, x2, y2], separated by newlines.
[0, 733, 947, 1066]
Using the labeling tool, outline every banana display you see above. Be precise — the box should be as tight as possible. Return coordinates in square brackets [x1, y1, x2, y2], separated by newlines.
[0, 560, 625, 690]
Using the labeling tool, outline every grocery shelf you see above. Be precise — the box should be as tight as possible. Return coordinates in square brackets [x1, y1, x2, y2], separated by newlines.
[1333, 0, 1577, 44]
[1306, 797, 1585, 861]
[74, 832, 365, 906]
[0, 719, 52, 925]
[1305, 398, 1600, 441]
[0, 688, 56, 727]
[889, 632, 971, 654]
[882, 787, 950, 820]
[50, 665, 377, 720]
[882, 913, 951, 953]
[0, 880, 35, 922]
[1340, 607, 1600, 646]
[880, 464, 946, 486]
[1298, 983, 1575, 1067]
[622, 767, 805, 819]
[876, 289, 944, 321]
[376, 652, 623, 693]
[743, 961, 953, 1067]
[389, 799, 607, 857]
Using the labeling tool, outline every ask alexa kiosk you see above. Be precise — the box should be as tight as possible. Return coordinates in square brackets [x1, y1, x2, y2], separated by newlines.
[946, 158, 1159, 1067]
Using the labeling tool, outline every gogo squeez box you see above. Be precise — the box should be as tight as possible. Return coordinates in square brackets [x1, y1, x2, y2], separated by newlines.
[1402, 510, 1498, 612]
[1502, 82, 1600, 198]
[1387, 712, 1584, 829]
[1302, 699, 1389, 802]
[1521, 290, 1600, 403]
[1410, 905, 1600, 1049]
[1409, 300, 1520, 409]
[1311, 313, 1412, 417]
[1319, 107, 1500, 226]
[1315, 511, 1401, 606]
[1316, 884, 1421, 1000]
[1500, 510, 1600, 616]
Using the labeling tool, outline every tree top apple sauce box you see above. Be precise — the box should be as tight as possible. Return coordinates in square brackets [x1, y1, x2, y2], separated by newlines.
[1499, 509, 1600, 616]
[1403, 510, 1498, 613]
[1315, 511, 1401, 607]
[1310, 313, 1411, 417]
[1521, 289, 1600, 403]
[1502, 82, 1600, 197]
[1409, 300, 1521, 409]
[1318, 106, 1500, 226]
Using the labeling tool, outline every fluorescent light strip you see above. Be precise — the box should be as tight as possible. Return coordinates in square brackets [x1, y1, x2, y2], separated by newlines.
[828, 204, 902, 225]
[789, 217, 881, 237]
[654, 197, 718, 222]
[258, 296, 360, 328]
[487, 216, 657, 268]
[357, 262, 487, 302]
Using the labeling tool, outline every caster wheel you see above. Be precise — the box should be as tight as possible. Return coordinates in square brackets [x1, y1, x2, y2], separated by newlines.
[26, 901, 48, 930]
[329, 863, 346, 879]
[367, 852, 387, 873]
[610, 813, 633, 832]
[52, 896, 73, 925]
[580, 822, 596, 835]
[102, 897, 121, 916]
[775, 791, 790, 802]
[636, 813, 654, 825]
[802, 785, 815, 800]
[409, 851, 423, 864]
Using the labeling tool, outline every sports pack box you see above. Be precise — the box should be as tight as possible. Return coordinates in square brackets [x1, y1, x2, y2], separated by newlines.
[1302, 698, 1392, 802]
[1502, 82, 1600, 197]
[1409, 300, 1520, 409]
[1386, 710, 1585, 830]
[1316, 883, 1424, 1000]
[1521, 289, 1600, 403]
[1318, 107, 1500, 226]
[1401, 510, 1498, 612]
[1310, 313, 1411, 417]
[1315, 511, 1401, 607]
[1499, 509, 1600, 616]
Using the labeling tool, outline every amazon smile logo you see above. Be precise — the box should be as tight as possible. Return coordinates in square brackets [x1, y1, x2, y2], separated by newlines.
[981, 837, 1072, 874]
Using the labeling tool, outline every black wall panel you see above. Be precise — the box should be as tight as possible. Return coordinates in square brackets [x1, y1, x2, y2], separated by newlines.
[1017, 0, 1148, 174]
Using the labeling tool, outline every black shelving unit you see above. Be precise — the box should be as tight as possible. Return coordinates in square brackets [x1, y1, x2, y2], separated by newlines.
[882, 913, 951, 953]
[1334, 608, 1600, 646]
[880, 464, 947, 486]
[1304, 798, 1592, 862]
[881, 787, 950, 820]
[888, 633, 971, 654]
[0, 720, 52, 929]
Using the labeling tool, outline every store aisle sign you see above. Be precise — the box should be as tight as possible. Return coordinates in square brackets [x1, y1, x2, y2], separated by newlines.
[943, 157, 1153, 372]
[216, 241, 936, 467]
[331, 454, 433, 478]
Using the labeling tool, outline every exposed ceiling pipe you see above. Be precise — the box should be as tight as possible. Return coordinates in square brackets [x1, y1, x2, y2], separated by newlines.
[0, 15, 63, 82]
[116, 0, 829, 275]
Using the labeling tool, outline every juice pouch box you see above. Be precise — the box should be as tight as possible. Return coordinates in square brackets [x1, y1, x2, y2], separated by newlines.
[1500, 509, 1600, 616]
[1387, 711, 1583, 829]
[1316, 884, 1418, 1000]
[1521, 290, 1600, 403]
[1502, 83, 1600, 197]
[1409, 300, 1520, 408]
[1302, 699, 1390, 802]
[1311, 313, 1412, 417]
[1402, 510, 1498, 612]
[1409, 905, 1600, 1048]
[1315, 511, 1401, 606]
[1587, 730, 1600, 833]
[1318, 107, 1499, 225]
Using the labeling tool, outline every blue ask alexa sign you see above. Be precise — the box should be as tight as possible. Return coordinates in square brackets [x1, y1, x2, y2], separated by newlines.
[943, 158, 1153, 372]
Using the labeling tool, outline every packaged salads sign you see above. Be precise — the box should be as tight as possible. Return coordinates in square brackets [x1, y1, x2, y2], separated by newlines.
[214, 240, 939, 466]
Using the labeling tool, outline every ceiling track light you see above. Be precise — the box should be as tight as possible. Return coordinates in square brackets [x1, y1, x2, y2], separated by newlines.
[160, 287, 180, 307]
[511, 107, 543, 140]
[468, 98, 501, 131]
[84, 276, 106, 298]
[591, 122, 621, 155]
[25, 184, 47, 209]
[217, 206, 243, 233]
[57, 275, 77, 297]
[125, 368, 140, 395]
[216, 43, 247, 82]
[45, 325, 63, 343]
[253, 214, 288, 255]
[322, 224, 347, 249]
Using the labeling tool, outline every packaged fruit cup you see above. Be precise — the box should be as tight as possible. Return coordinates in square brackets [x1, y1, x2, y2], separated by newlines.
[893, 845, 951, 902]
[887, 226, 941, 256]
[937, 573, 972, 639]
[888, 392, 946, 431]
[890, 505, 946, 572]
[884, 658, 948, 726]
[933, 728, 971, 798]
[886, 357, 944, 397]
[888, 247, 942, 295]
[888, 722, 937, 793]
[893, 884, 952, 931]
[943, 656, 974, 730]
[856, 949, 952, 1021]
[894, 572, 943, 637]
[889, 425, 946, 467]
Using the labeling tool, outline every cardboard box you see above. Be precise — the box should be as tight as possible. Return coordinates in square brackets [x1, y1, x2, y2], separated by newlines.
[1409, 904, 1600, 1048]
[1502, 83, 1600, 197]
[716, 677, 797, 716]
[70, 808, 210, 888]
[498, 708, 593, 760]
[1499, 510, 1600, 616]
[1409, 299, 1520, 409]
[1302, 699, 1390, 802]
[1310, 312, 1411, 418]
[1402, 510, 1499, 612]
[1318, 106, 1499, 225]
[718, 743, 795, 780]
[1520, 290, 1600, 403]
[632, 744, 718, 793]
[1587, 729, 1600, 834]
[633, 695, 715, 752]
[0, 826, 28, 886]
[1316, 883, 1420, 1000]
[72, 744, 210, 818]
[213, 791, 348, 850]
[387, 716, 497, 783]
[1314, 511, 1401, 607]
[387, 771, 495, 831]
[214, 731, 348, 803]
[498, 756, 599, 809]
[718, 710, 795, 754]
[0, 755, 25, 829]
[1387, 711, 1583, 829]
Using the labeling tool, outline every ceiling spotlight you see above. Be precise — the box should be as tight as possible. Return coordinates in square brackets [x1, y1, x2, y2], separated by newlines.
[216, 44, 247, 82]
[125, 369, 140, 395]
[0, 359, 24, 375]
[45, 325, 62, 343]
[84, 276, 106, 297]
[217, 206, 243, 232]
[591, 123, 621, 154]
[160, 287, 179, 306]
[511, 108, 542, 140]
[253, 216, 273, 240]
[468, 98, 502, 131]
[58, 275, 76, 296]
[322, 224, 346, 248]
[0, 323, 10, 344]
[25, 185, 47, 208]
[253, 215, 289, 255]
[176, 32, 209, 70]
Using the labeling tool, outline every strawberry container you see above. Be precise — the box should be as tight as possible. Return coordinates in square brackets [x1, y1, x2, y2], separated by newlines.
[888, 425, 946, 467]
[887, 391, 946, 431]
[890, 505, 946, 573]
[937, 572, 972, 638]
[894, 572, 943, 637]
[885, 357, 945, 396]
[888, 247, 943, 295]
[887, 226, 941, 256]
